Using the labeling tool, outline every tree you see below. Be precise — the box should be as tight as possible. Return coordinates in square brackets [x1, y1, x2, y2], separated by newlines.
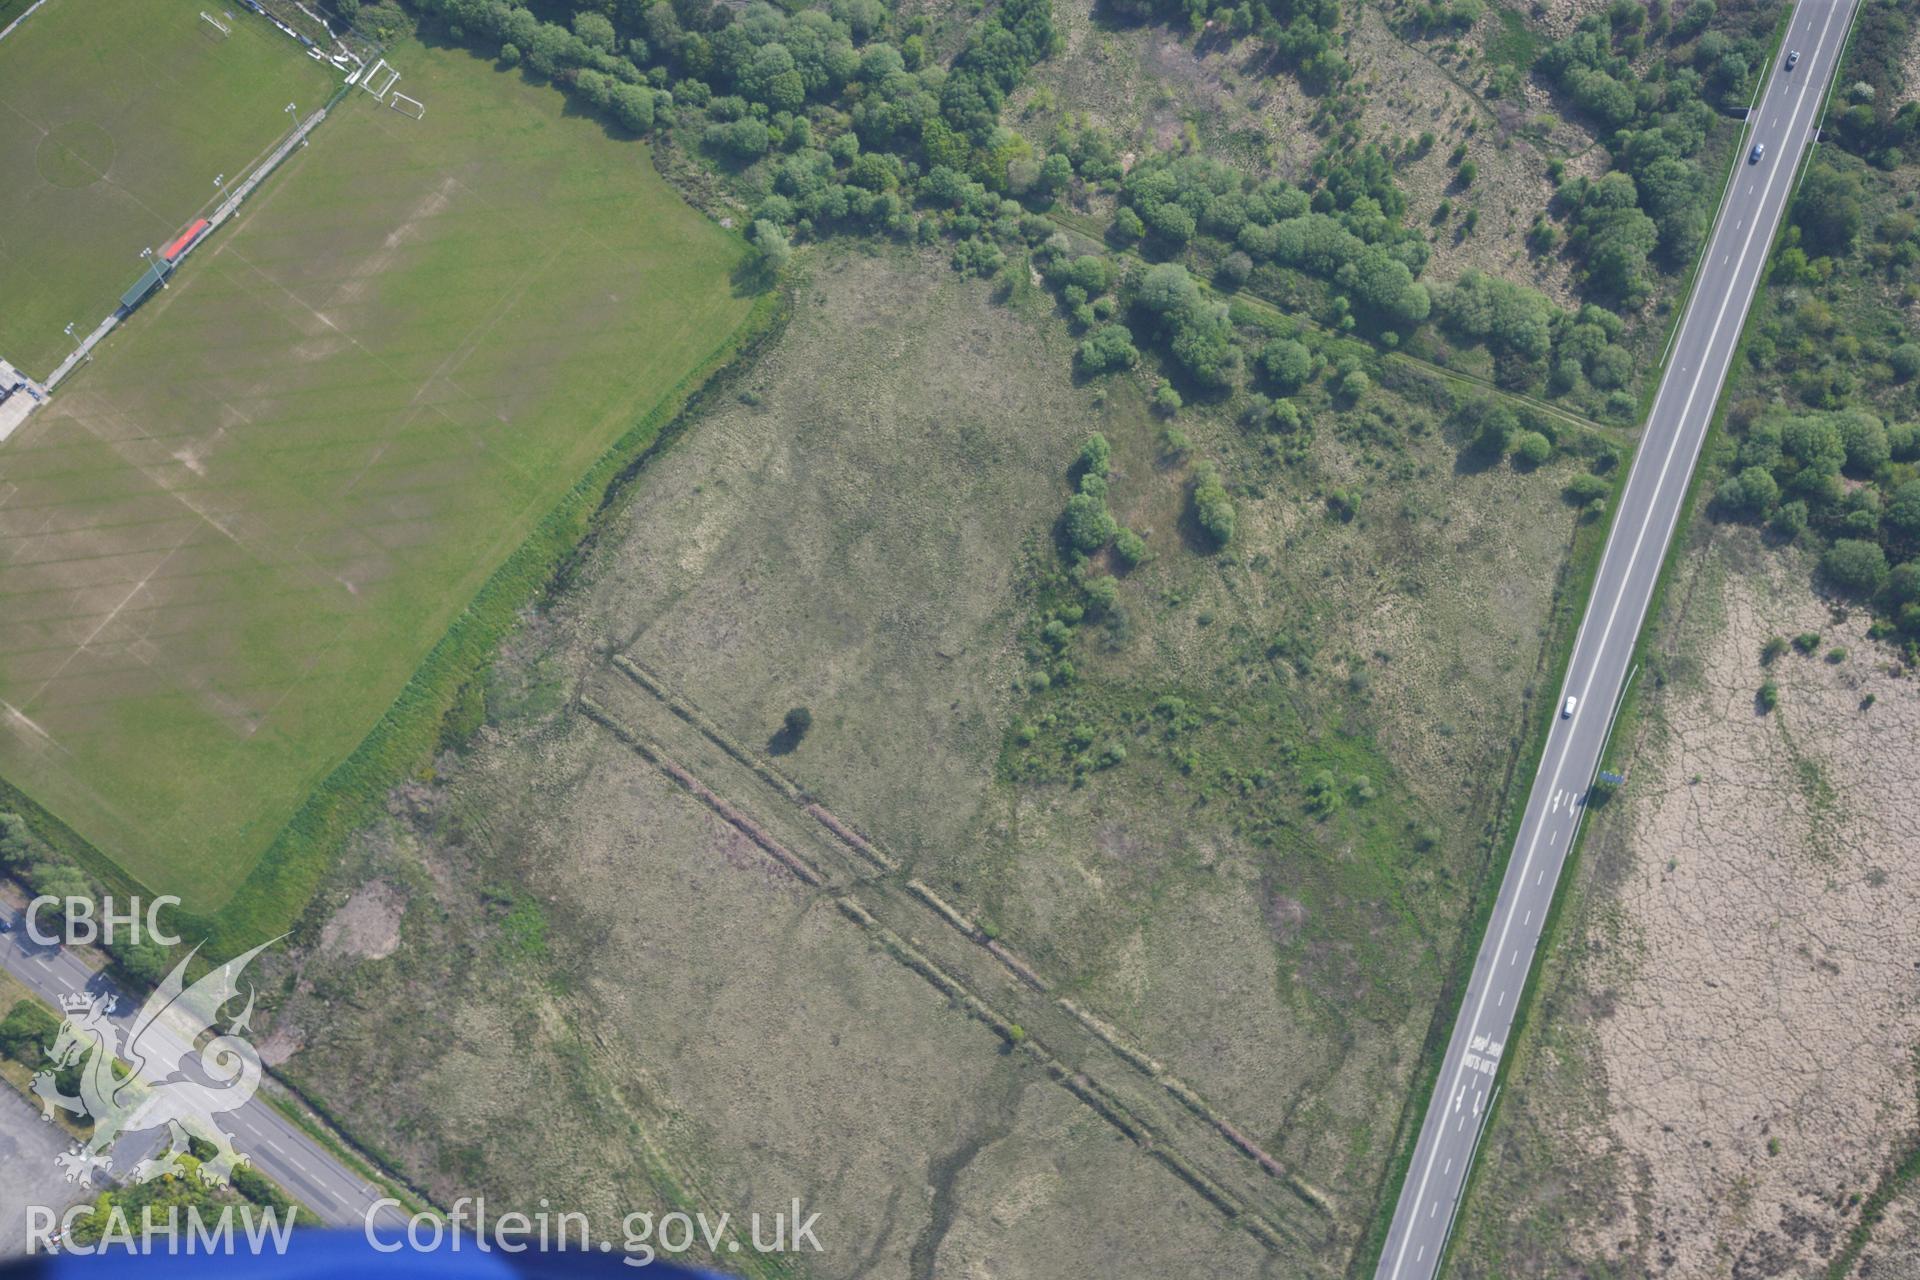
[1190, 462, 1235, 547]
[1114, 528, 1147, 568]
[0, 813, 39, 870]
[1726, 465, 1779, 515]
[1259, 338, 1313, 392]
[1138, 263, 1200, 315]
[610, 83, 655, 132]
[1887, 560, 1920, 604]
[573, 11, 617, 51]
[784, 707, 813, 738]
[711, 117, 770, 160]
[1837, 409, 1890, 475]
[0, 999, 59, 1066]
[1168, 303, 1238, 386]
[751, 220, 791, 277]
[1821, 538, 1889, 596]
[1473, 402, 1519, 456]
[1514, 431, 1552, 465]
[1076, 324, 1138, 374]
[1079, 433, 1112, 478]
[1890, 343, 1920, 381]
[1793, 164, 1865, 257]
[1564, 473, 1609, 507]
[1886, 480, 1920, 539]
[1063, 493, 1117, 553]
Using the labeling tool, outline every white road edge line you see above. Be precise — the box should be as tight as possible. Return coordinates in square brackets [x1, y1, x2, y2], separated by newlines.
[1381, 5, 1847, 1273]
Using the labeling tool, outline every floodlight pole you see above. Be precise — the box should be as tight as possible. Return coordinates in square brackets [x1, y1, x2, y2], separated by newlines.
[141, 245, 165, 290]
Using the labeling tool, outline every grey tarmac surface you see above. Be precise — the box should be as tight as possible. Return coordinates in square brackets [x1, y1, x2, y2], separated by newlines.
[1373, 2, 1863, 1274]
[0, 908, 411, 1248]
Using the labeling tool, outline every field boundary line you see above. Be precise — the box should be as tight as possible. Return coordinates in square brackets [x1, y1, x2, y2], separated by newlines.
[0, 0, 50, 45]
[600, 652, 1341, 1226]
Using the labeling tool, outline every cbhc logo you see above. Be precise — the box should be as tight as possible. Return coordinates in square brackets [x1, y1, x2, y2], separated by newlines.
[24, 895, 181, 947]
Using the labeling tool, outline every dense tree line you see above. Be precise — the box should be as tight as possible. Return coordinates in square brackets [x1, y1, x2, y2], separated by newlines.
[415, 0, 1058, 217]
[1534, 2, 1771, 311]
[1115, 148, 1431, 337]
[1431, 270, 1636, 409]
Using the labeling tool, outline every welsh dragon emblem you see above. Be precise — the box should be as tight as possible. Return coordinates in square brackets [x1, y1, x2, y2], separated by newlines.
[31, 940, 277, 1189]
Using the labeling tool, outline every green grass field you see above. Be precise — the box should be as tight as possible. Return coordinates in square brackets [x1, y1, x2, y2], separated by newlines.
[0, 38, 751, 912]
[0, 0, 339, 379]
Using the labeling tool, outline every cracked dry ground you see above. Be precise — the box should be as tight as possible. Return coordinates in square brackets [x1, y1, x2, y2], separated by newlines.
[1457, 531, 1920, 1279]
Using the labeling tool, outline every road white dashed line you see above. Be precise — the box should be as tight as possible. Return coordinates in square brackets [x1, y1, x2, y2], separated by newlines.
[1378, 7, 1850, 1273]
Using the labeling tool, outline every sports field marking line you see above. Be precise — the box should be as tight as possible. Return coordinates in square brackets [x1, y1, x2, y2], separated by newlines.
[0, 395, 342, 724]
[1383, 2, 1847, 1273]
[64, 398, 260, 555]
[246, 230, 577, 531]
[16, 541, 185, 712]
[190, 211, 574, 741]
[209, 225, 562, 493]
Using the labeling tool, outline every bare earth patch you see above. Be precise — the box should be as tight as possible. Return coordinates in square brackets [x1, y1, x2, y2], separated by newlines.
[318, 879, 408, 961]
[1456, 529, 1920, 1278]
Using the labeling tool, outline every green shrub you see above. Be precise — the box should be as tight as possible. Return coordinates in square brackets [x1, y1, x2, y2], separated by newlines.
[1079, 433, 1112, 478]
[1063, 493, 1117, 554]
[1190, 462, 1236, 548]
[1822, 538, 1889, 596]
[1564, 473, 1609, 506]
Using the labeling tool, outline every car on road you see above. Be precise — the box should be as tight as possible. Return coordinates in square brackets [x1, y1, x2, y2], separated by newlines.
[1786, 50, 1800, 69]
[1750, 142, 1766, 163]
[1562, 696, 1578, 719]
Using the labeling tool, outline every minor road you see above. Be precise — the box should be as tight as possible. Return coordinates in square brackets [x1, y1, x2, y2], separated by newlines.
[1374, 2, 1862, 1275]
[0, 908, 411, 1241]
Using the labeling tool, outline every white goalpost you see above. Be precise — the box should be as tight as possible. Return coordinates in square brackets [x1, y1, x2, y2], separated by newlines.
[360, 56, 400, 100]
[388, 93, 425, 120]
[198, 10, 231, 38]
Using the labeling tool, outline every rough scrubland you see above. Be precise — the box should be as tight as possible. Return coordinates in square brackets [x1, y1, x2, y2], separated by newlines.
[263, 243, 1600, 1274]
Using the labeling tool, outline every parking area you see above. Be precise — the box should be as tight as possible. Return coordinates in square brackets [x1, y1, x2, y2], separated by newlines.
[0, 1082, 91, 1257]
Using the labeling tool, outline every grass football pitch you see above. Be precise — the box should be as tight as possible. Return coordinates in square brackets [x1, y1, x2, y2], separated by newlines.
[0, 0, 340, 379]
[0, 38, 752, 913]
